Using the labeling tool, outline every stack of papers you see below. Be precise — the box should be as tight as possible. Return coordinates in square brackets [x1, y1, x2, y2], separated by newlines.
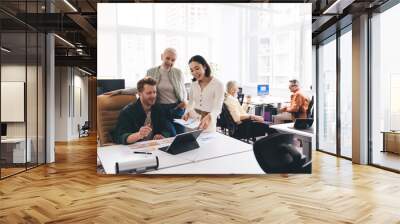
[173, 118, 200, 129]
[128, 138, 174, 150]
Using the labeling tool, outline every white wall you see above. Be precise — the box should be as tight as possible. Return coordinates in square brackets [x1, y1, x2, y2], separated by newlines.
[1, 63, 46, 163]
[1, 65, 26, 138]
[72, 73, 89, 138]
[55, 67, 67, 141]
[54, 67, 89, 141]
[1, 65, 42, 136]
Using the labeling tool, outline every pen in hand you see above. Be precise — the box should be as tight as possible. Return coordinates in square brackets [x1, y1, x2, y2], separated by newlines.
[133, 151, 152, 155]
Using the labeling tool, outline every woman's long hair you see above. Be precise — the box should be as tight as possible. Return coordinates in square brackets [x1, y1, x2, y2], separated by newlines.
[188, 55, 211, 82]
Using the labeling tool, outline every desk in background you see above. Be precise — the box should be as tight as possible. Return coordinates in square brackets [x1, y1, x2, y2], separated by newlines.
[1, 138, 32, 164]
[97, 132, 264, 174]
[245, 96, 288, 122]
[381, 131, 400, 154]
[249, 95, 288, 106]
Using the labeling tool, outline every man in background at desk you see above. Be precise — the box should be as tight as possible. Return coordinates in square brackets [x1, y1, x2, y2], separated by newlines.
[273, 79, 309, 124]
[111, 77, 172, 145]
[224, 81, 273, 136]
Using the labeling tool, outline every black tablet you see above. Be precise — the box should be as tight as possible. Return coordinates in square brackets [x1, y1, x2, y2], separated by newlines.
[159, 129, 203, 155]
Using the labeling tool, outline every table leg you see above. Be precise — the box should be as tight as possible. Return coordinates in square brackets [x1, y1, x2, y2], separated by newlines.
[302, 139, 312, 163]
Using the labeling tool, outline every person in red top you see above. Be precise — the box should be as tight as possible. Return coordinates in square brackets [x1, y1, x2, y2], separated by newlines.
[274, 79, 310, 123]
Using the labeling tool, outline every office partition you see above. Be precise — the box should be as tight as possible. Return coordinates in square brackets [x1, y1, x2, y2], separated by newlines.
[0, 1, 47, 179]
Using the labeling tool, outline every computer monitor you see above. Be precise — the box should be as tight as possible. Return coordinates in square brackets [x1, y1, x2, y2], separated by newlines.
[257, 84, 269, 96]
[1, 123, 7, 138]
[238, 87, 243, 95]
[97, 79, 125, 95]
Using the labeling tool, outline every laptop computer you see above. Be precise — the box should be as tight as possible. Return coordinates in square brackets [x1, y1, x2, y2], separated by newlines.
[159, 129, 203, 155]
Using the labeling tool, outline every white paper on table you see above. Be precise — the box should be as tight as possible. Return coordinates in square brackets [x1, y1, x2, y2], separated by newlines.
[173, 118, 200, 129]
[127, 138, 174, 150]
[198, 132, 218, 142]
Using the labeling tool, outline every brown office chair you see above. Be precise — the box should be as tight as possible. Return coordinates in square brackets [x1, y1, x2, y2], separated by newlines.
[97, 94, 136, 146]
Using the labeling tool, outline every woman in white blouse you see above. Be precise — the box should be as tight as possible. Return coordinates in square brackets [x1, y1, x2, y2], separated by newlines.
[182, 55, 224, 132]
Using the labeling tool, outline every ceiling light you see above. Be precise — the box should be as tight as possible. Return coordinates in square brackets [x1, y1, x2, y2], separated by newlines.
[1, 47, 11, 53]
[54, 34, 75, 48]
[322, 0, 354, 15]
[63, 0, 78, 12]
[78, 67, 92, 76]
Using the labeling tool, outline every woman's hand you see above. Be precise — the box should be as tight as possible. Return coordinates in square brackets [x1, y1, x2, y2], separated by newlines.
[182, 113, 190, 121]
[177, 101, 187, 109]
[199, 114, 211, 130]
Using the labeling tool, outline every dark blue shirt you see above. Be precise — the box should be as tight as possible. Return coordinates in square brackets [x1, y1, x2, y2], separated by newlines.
[111, 99, 171, 144]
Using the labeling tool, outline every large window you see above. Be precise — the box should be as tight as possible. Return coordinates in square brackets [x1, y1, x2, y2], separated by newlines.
[245, 4, 311, 89]
[340, 29, 352, 158]
[98, 3, 218, 85]
[98, 3, 311, 97]
[317, 36, 337, 155]
[316, 27, 352, 159]
[371, 3, 400, 171]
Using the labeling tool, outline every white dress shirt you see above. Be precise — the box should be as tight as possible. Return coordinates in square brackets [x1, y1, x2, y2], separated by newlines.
[186, 77, 225, 132]
[224, 94, 248, 124]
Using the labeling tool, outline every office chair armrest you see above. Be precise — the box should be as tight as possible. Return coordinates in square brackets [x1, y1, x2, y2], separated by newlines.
[241, 118, 253, 123]
[302, 159, 312, 167]
[301, 160, 312, 173]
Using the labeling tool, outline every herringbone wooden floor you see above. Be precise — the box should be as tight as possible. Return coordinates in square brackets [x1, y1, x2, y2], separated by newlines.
[1, 135, 400, 224]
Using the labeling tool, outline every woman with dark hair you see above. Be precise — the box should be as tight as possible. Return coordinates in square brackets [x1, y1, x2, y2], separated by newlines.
[182, 55, 224, 132]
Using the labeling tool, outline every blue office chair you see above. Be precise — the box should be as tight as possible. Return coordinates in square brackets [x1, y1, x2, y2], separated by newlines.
[253, 133, 311, 173]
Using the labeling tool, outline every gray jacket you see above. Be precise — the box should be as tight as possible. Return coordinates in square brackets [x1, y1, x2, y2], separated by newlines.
[146, 66, 187, 103]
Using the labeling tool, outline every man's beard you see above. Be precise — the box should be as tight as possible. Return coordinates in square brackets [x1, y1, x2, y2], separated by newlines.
[143, 98, 155, 107]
